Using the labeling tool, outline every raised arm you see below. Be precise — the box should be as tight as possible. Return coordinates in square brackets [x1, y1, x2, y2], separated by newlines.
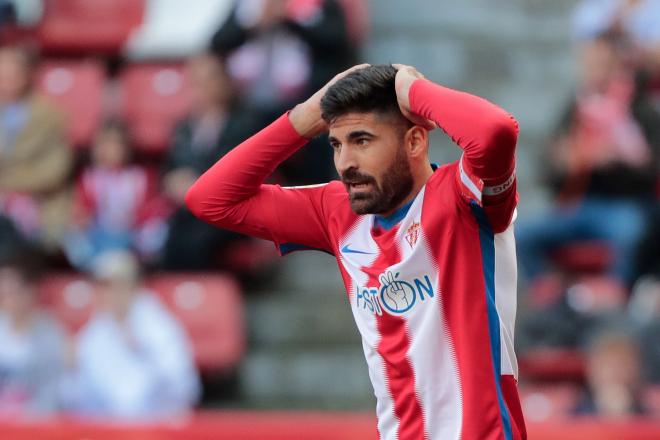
[394, 65, 519, 204]
[185, 65, 368, 252]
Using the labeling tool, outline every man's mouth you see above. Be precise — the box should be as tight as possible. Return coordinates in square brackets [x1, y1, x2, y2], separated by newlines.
[346, 181, 373, 192]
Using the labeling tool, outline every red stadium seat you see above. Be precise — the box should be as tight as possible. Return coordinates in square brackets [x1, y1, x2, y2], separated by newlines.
[520, 383, 581, 421]
[643, 385, 660, 418]
[38, 273, 97, 333]
[119, 64, 190, 153]
[564, 275, 627, 314]
[550, 241, 612, 274]
[519, 348, 586, 382]
[145, 273, 245, 372]
[37, 0, 145, 55]
[36, 59, 105, 148]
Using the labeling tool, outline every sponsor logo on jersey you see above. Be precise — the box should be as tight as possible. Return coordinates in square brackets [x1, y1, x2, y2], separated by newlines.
[355, 270, 435, 316]
[341, 244, 374, 255]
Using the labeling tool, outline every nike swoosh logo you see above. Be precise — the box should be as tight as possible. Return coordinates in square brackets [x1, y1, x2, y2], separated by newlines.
[341, 244, 373, 255]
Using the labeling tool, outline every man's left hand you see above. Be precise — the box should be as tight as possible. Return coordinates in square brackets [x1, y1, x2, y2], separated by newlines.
[393, 64, 436, 130]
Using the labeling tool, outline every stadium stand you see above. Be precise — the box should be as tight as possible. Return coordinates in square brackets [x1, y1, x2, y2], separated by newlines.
[124, 0, 233, 60]
[38, 272, 96, 333]
[36, 0, 145, 55]
[550, 241, 613, 275]
[146, 273, 246, 372]
[520, 383, 581, 421]
[38, 272, 245, 373]
[119, 63, 190, 153]
[36, 59, 105, 148]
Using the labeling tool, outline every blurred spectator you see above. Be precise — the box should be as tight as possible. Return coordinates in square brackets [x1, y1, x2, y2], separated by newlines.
[572, 0, 660, 103]
[62, 250, 200, 418]
[574, 324, 648, 417]
[0, 213, 25, 261]
[628, 277, 660, 382]
[160, 53, 258, 271]
[64, 119, 170, 271]
[210, 0, 356, 184]
[572, 0, 660, 47]
[0, 250, 66, 416]
[0, 43, 73, 253]
[0, 2, 15, 28]
[517, 34, 660, 287]
[211, 0, 355, 116]
[3, 1, 41, 27]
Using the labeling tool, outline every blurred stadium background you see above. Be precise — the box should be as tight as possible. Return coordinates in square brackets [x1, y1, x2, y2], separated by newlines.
[0, 0, 659, 438]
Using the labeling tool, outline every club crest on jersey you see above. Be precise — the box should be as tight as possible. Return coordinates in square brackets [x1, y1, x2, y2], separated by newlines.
[405, 221, 421, 248]
[355, 270, 435, 316]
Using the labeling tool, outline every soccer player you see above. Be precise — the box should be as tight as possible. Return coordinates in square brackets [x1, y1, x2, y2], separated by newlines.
[186, 64, 526, 440]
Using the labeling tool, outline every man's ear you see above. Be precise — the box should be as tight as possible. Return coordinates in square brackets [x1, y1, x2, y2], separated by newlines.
[405, 125, 429, 158]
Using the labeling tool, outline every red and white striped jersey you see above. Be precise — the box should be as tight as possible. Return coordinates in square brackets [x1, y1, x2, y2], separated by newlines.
[186, 78, 526, 440]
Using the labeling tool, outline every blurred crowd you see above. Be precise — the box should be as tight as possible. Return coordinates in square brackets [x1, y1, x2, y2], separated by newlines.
[0, 0, 658, 424]
[516, 0, 660, 421]
[0, 0, 359, 419]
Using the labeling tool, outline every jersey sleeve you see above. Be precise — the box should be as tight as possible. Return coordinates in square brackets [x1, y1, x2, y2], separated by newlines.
[185, 114, 334, 255]
[409, 78, 519, 232]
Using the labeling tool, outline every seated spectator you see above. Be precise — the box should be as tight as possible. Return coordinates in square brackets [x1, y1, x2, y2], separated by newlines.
[572, 0, 660, 46]
[572, 0, 660, 108]
[517, 34, 660, 287]
[0, 250, 66, 416]
[574, 324, 648, 417]
[0, 2, 14, 28]
[160, 53, 259, 271]
[0, 214, 25, 261]
[210, 0, 356, 185]
[0, 43, 73, 253]
[211, 0, 355, 117]
[64, 119, 170, 270]
[62, 250, 200, 418]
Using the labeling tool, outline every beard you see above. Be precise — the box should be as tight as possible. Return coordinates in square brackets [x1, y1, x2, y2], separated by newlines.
[341, 148, 414, 215]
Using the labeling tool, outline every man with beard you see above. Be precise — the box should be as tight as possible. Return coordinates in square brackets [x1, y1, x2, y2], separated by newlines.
[186, 64, 525, 440]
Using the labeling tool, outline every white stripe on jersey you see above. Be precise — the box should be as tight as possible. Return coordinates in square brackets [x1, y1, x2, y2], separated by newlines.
[281, 183, 329, 190]
[341, 216, 401, 439]
[494, 216, 518, 378]
[459, 156, 482, 201]
[394, 191, 462, 439]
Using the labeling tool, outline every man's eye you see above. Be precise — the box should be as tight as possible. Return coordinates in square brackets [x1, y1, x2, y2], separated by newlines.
[357, 138, 369, 146]
[331, 143, 341, 151]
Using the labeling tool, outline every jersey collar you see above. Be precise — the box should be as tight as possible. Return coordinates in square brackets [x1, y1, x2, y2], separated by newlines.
[373, 198, 414, 231]
[372, 163, 439, 231]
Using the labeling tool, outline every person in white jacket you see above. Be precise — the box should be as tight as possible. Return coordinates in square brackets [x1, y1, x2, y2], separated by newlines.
[63, 250, 200, 419]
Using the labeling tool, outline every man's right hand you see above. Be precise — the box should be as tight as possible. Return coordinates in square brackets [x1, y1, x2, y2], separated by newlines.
[289, 64, 370, 139]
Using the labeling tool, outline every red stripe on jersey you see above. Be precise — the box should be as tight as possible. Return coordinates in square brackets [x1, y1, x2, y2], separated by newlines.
[501, 375, 527, 440]
[422, 173, 507, 440]
[376, 314, 426, 440]
[362, 226, 427, 440]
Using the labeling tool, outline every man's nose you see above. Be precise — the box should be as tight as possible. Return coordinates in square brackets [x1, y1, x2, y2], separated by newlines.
[335, 147, 358, 176]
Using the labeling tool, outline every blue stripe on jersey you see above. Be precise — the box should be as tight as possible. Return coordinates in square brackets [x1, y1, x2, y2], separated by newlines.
[374, 199, 414, 230]
[470, 200, 513, 440]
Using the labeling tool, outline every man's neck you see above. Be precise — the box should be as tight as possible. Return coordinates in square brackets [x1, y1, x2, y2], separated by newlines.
[381, 162, 434, 217]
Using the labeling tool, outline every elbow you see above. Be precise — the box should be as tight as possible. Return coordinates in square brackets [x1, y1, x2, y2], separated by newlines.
[184, 182, 205, 220]
[486, 114, 519, 156]
[184, 180, 236, 227]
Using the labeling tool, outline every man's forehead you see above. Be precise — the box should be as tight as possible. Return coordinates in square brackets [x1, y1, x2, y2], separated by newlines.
[328, 112, 381, 131]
